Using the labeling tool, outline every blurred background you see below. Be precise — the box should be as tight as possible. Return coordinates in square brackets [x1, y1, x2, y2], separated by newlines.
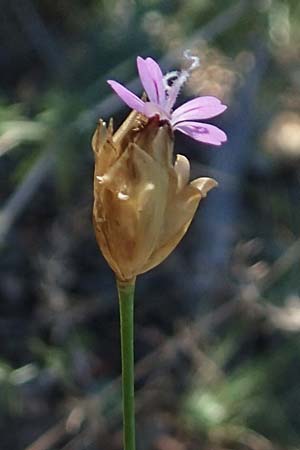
[1, 0, 300, 449]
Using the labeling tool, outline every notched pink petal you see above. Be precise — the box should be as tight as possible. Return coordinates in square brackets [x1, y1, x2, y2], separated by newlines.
[174, 121, 227, 146]
[171, 96, 227, 124]
[137, 56, 165, 106]
[107, 80, 145, 114]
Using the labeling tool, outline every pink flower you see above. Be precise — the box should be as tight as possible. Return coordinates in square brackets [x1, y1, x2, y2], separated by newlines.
[107, 55, 227, 146]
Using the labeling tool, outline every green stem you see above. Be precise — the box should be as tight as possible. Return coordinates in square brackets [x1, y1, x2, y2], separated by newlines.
[117, 278, 136, 450]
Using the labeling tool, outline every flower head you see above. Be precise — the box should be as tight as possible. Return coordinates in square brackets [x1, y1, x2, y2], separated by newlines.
[108, 53, 227, 146]
[92, 110, 218, 282]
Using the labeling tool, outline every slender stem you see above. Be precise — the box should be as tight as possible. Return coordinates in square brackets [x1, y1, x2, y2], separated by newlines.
[117, 279, 136, 450]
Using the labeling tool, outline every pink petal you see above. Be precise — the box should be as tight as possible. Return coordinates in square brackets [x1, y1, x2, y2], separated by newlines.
[143, 101, 171, 120]
[174, 121, 227, 146]
[107, 80, 145, 114]
[137, 56, 165, 106]
[172, 96, 227, 125]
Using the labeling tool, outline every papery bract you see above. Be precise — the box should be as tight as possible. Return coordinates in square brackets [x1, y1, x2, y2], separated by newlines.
[92, 111, 218, 282]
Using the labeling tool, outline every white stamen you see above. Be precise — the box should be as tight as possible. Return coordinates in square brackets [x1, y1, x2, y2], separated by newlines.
[183, 49, 200, 73]
[163, 50, 200, 111]
[163, 70, 179, 91]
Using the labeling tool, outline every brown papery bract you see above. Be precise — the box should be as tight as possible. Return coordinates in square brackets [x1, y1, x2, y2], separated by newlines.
[92, 111, 217, 283]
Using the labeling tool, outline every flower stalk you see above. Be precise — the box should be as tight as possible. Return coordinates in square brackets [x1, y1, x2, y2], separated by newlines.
[117, 278, 136, 450]
[92, 54, 227, 449]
